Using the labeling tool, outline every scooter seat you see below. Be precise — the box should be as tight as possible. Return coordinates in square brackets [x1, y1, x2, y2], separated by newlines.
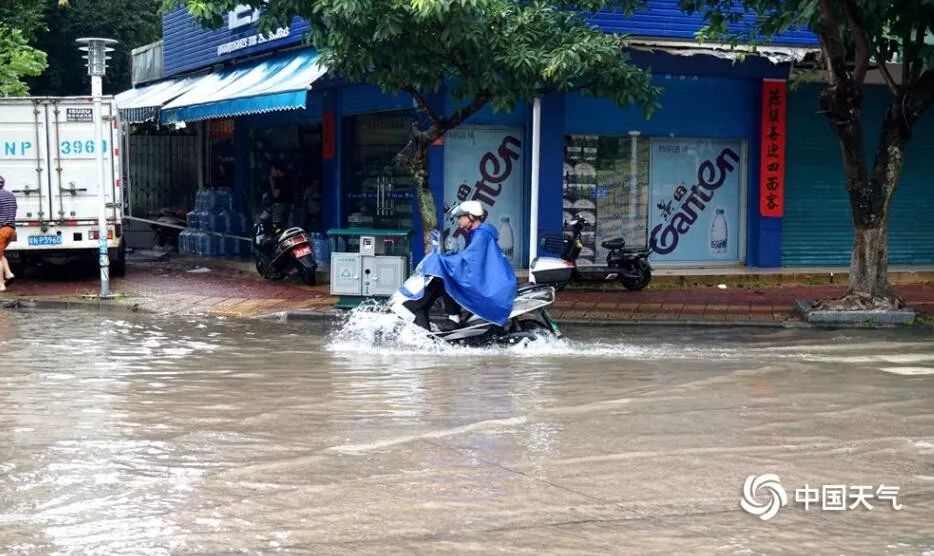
[601, 238, 626, 250]
[278, 227, 306, 241]
[517, 282, 542, 293]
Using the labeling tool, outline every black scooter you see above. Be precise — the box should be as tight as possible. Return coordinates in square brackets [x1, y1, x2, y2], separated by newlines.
[253, 209, 317, 285]
[532, 214, 652, 291]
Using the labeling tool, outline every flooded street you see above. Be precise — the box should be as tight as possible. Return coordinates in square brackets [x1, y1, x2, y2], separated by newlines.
[1, 308, 932, 554]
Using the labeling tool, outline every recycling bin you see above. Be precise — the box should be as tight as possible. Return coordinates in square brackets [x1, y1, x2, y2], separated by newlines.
[327, 228, 411, 303]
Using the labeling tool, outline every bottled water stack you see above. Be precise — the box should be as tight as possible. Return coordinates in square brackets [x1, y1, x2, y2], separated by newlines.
[179, 187, 250, 257]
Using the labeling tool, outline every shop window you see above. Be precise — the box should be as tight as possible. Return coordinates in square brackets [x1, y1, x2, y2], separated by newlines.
[564, 134, 650, 265]
[564, 135, 745, 264]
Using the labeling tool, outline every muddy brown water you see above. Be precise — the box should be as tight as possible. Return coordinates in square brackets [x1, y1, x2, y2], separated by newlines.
[1, 308, 932, 554]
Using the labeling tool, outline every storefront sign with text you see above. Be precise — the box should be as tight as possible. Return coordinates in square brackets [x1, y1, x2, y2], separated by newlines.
[648, 139, 743, 263]
[443, 127, 524, 265]
[759, 80, 786, 217]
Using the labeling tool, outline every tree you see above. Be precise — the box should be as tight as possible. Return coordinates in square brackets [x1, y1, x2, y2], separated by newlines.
[680, 0, 934, 309]
[28, 0, 162, 96]
[171, 0, 660, 252]
[0, 0, 52, 95]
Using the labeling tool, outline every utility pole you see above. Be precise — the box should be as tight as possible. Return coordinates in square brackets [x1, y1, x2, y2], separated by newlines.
[76, 37, 118, 298]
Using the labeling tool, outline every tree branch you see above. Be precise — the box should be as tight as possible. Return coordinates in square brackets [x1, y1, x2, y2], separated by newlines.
[909, 24, 925, 87]
[907, 69, 934, 116]
[815, 0, 850, 87]
[450, 47, 470, 78]
[870, 44, 900, 95]
[841, 0, 869, 85]
[403, 86, 442, 126]
[436, 91, 493, 137]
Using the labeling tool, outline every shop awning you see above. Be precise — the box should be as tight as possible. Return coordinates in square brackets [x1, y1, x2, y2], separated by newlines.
[160, 49, 327, 124]
[115, 77, 202, 124]
[628, 38, 819, 64]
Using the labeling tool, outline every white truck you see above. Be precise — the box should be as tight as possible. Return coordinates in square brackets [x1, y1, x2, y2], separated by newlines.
[0, 97, 125, 275]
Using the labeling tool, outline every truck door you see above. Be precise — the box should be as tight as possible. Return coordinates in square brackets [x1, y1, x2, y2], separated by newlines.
[46, 99, 118, 226]
[0, 99, 51, 224]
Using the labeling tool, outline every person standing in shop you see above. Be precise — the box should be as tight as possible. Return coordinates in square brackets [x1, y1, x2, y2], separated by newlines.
[261, 164, 294, 227]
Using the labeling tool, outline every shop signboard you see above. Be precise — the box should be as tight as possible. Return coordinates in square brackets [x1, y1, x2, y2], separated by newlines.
[443, 126, 524, 266]
[648, 138, 743, 263]
[759, 79, 786, 217]
[163, 5, 309, 76]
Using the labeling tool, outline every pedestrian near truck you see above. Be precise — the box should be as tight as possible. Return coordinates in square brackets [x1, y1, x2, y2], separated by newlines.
[0, 175, 17, 292]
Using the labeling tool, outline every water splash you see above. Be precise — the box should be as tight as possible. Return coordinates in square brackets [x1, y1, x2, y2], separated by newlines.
[325, 301, 738, 360]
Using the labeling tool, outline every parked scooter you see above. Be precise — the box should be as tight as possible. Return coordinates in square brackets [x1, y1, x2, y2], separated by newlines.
[531, 214, 652, 291]
[150, 207, 187, 251]
[253, 209, 317, 285]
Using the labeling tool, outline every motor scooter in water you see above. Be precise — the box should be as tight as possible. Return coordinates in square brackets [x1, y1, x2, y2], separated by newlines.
[388, 248, 563, 346]
[253, 209, 317, 285]
[531, 214, 652, 291]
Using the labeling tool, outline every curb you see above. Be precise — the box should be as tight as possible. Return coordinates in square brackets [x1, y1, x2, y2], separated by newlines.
[256, 309, 343, 322]
[3, 296, 924, 329]
[7, 297, 148, 314]
[554, 317, 802, 328]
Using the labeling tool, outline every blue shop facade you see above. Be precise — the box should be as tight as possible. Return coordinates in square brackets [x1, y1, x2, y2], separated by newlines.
[120, 1, 934, 268]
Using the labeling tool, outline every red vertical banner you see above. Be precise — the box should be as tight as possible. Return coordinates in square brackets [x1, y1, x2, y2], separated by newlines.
[322, 111, 336, 160]
[759, 80, 786, 217]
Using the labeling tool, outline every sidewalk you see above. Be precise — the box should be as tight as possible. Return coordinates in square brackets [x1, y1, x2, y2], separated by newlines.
[2, 254, 933, 325]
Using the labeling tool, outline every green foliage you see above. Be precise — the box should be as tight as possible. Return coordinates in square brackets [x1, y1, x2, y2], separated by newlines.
[679, 0, 934, 79]
[28, 0, 162, 96]
[168, 0, 660, 128]
[0, 23, 48, 95]
[0, 0, 50, 40]
[0, 0, 50, 95]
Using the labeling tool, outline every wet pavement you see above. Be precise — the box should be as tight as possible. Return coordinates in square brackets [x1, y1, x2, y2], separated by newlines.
[1, 308, 932, 554]
[2, 255, 934, 323]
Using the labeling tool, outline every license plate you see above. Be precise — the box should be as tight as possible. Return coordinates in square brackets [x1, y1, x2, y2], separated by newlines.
[28, 234, 63, 246]
[293, 245, 311, 258]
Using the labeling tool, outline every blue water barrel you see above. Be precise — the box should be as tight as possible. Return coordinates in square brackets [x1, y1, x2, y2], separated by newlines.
[196, 231, 210, 256]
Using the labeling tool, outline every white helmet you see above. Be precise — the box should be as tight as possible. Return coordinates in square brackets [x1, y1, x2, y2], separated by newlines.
[450, 200, 485, 219]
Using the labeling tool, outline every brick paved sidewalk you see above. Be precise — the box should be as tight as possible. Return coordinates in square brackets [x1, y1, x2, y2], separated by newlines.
[1, 255, 932, 324]
[551, 284, 934, 324]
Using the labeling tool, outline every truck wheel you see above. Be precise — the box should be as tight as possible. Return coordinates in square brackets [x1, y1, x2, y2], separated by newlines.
[111, 259, 126, 278]
[111, 242, 127, 277]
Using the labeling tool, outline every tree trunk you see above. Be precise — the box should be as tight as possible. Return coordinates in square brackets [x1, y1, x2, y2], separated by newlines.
[816, 94, 909, 311]
[849, 224, 890, 296]
[396, 136, 437, 255]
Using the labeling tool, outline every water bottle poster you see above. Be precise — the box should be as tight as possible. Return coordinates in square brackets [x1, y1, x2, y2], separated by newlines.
[443, 126, 524, 265]
[648, 138, 743, 263]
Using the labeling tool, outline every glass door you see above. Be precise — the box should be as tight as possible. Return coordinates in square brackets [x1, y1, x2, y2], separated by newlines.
[345, 111, 415, 230]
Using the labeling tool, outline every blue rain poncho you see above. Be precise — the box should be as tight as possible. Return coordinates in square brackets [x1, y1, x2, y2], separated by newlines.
[421, 223, 517, 326]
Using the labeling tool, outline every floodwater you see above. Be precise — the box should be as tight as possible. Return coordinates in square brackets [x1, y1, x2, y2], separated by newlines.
[0, 307, 932, 555]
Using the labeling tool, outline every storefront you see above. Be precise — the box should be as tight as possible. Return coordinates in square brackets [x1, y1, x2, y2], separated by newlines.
[136, 4, 932, 270]
[783, 82, 934, 265]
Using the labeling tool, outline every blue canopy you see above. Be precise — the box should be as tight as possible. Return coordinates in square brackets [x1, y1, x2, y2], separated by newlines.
[160, 49, 326, 124]
[115, 77, 201, 124]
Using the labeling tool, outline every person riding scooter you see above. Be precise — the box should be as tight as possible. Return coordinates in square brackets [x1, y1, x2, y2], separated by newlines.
[403, 200, 517, 331]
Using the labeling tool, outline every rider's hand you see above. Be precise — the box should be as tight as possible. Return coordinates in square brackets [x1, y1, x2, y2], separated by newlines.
[431, 230, 441, 246]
